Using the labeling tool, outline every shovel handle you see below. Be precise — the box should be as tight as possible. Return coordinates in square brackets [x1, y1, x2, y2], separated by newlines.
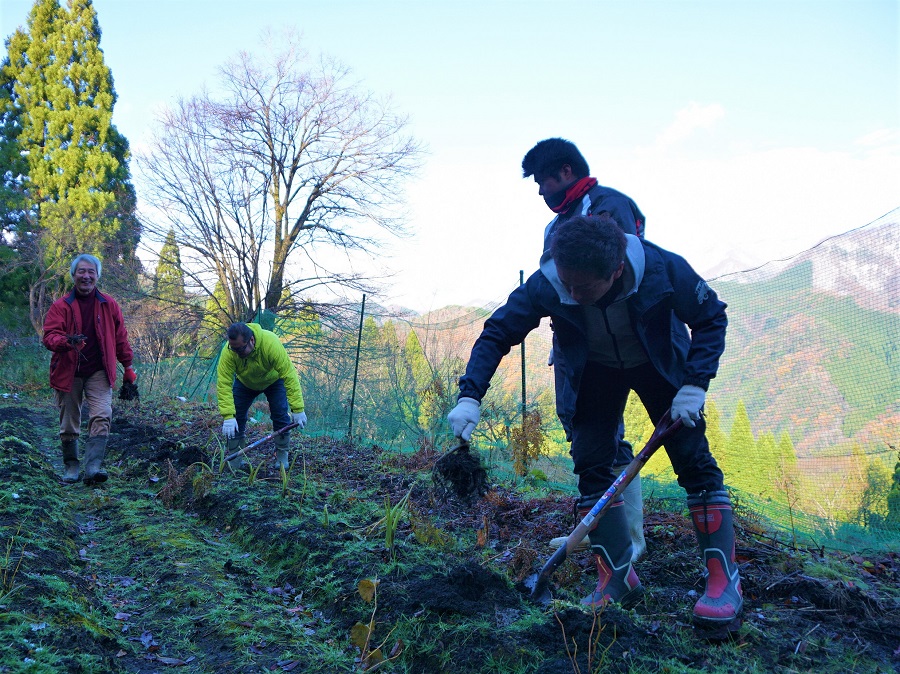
[529, 411, 683, 601]
[222, 422, 299, 463]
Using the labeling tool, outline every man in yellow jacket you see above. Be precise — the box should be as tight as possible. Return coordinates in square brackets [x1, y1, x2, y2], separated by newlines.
[217, 322, 306, 471]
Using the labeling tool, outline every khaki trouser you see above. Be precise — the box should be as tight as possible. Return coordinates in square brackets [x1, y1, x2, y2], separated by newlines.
[54, 370, 112, 441]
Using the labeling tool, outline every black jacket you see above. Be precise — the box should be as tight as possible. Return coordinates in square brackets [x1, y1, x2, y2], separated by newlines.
[459, 236, 727, 431]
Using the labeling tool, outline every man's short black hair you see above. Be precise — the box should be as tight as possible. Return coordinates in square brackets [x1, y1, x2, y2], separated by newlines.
[550, 214, 626, 279]
[227, 322, 254, 342]
[522, 138, 590, 181]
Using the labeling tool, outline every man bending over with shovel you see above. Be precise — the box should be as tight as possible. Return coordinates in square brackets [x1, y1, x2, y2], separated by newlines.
[217, 322, 307, 471]
[448, 215, 742, 629]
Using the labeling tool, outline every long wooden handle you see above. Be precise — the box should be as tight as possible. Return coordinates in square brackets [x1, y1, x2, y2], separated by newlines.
[529, 412, 683, 600]
[223, 422, 299, 462]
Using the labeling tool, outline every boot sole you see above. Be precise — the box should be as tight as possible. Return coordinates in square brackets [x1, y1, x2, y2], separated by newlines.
[693, 616, 742, 642]
[83, 473, 108, 486]
[581, 584, 644, 610]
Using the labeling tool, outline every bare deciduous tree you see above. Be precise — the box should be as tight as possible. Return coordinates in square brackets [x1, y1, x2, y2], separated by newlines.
[138, 32, 424, 322]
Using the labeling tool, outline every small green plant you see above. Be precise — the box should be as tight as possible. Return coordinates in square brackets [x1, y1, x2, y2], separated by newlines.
[0, 522, 26, 603]
[279, 464, 290, 498]
[383, 490, 410, 553]
[322, 504, 330, 528]
[358, 488, 411, 555]
[247, 459, 264, 485]
[350, 579, 402, 671]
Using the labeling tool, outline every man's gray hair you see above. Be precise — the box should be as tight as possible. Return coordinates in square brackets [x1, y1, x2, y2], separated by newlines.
[70, 254, 102, 279]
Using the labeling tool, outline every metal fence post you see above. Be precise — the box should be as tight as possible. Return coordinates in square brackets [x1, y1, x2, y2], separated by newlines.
[348, 294, 366, 437]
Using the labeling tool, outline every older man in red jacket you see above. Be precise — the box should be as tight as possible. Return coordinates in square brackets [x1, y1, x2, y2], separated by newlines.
[42, 254, 137, 485]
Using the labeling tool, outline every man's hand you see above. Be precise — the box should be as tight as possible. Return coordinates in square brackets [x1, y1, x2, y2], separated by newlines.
[671, 385, 706, 428]
[448, 397, 481, 441]
[291, 412, 307, 429]
[123, 366, 137, 384]
[222, 418, 238, 439]
[66, 334, 86, 346]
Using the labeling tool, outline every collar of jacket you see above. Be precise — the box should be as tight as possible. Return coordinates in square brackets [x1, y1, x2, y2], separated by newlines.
[540, 234, 646, 306]
[64, 288, 107, 304]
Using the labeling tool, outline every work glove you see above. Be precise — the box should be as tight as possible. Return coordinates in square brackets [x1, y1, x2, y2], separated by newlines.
[66, 334, 86, 347]
[123, 366, 137, 384]
[671, 385, 706, 428]
[448, 397, 480, 441]
[291, 411, 307, 429]
[222, 418, 238, 439]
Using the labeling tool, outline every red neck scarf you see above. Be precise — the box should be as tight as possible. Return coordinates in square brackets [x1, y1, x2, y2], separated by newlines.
[549, 177, 598, 214]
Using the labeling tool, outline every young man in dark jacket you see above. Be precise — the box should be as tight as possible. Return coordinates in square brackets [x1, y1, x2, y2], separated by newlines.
[523, 138, 648, 558]
[448, 215, 742, 628]
[42, 254, 137, 485]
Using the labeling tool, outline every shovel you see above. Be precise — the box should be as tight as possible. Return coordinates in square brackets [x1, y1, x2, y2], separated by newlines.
[526, 410, 683, 604]
[222, 422, 299, 464]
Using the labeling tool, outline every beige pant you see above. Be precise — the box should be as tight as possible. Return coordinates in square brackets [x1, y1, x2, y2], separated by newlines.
[54, 370, 112, 441]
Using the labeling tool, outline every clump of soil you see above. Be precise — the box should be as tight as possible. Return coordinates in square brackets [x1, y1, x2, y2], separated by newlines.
[432, 442, 489, 499]
[118, 380, 139, 401]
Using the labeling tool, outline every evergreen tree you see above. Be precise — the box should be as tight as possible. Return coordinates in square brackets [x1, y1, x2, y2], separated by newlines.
[704, 399, 728, 474]
[153, 229, 186, 304]
[3, 0, 140, 330]
[753, 432, 778, 498]
[776, 431, 798, 471]
[885, 452, 900, 526]
[726, 401, 755, 492]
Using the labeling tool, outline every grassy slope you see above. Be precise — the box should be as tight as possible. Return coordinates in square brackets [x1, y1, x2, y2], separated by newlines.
[1, 396, 898, 673]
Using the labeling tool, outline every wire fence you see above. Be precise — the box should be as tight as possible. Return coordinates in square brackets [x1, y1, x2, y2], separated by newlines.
[142, 209, 900, 554]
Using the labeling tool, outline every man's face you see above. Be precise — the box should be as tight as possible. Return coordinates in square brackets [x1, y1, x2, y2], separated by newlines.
[555, 263, 624, 305]
[535, 165, 576, 210]
[228, 335, 255, 358]
[73, 262, 98, 297]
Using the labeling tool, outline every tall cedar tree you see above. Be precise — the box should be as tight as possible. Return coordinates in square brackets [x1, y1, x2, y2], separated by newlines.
[153, 229, 186, 304]
[3, 0, 140, 332]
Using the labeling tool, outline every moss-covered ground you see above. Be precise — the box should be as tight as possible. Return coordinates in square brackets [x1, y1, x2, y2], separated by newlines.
[1, 397, 898, 673]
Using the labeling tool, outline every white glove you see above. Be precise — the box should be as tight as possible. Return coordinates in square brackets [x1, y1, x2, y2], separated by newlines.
[222, 418, 238, 439]
[448, 397, 481, 441]
[671, 385, 706, 428]
[291, 412, 307, 429]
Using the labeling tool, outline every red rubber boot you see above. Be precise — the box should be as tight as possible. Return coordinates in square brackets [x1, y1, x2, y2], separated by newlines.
[688, 490, 743, 626]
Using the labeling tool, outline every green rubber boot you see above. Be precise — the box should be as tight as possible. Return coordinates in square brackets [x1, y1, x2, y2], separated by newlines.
[273, 433, 290, 471]
[83, 436, 109, 485]
[226, 435, 249, 472]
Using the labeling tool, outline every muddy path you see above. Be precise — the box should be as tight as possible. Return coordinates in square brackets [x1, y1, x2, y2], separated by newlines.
[1, 398, 898, 673]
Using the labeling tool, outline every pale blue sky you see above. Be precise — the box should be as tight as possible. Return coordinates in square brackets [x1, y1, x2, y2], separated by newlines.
[3, 0, 898, 311]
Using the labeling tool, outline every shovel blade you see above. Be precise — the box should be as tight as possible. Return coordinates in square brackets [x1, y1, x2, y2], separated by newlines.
[524, 573, 553, 605]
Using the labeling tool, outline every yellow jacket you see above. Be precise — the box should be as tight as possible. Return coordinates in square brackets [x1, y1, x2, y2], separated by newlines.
[216, 323, 305, 419]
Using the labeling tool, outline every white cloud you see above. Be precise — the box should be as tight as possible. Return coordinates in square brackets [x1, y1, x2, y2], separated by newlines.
[653, 102, 726, 149]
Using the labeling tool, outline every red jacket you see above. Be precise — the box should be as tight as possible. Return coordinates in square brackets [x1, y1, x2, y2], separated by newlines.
[42, 289, 134, 393]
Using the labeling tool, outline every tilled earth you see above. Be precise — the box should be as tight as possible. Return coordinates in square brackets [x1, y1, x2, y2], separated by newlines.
[1, 398, 898, 673]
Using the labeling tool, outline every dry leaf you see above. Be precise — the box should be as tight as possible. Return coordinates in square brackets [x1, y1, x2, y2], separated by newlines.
[357, 578, 377, 603]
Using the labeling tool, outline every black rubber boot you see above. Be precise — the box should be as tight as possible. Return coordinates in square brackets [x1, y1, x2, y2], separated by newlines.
[83, 436, 109, 485]
[688, 490, 743, 626]
[580, 499, 643, 608]
[61, 438, 80, 483]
